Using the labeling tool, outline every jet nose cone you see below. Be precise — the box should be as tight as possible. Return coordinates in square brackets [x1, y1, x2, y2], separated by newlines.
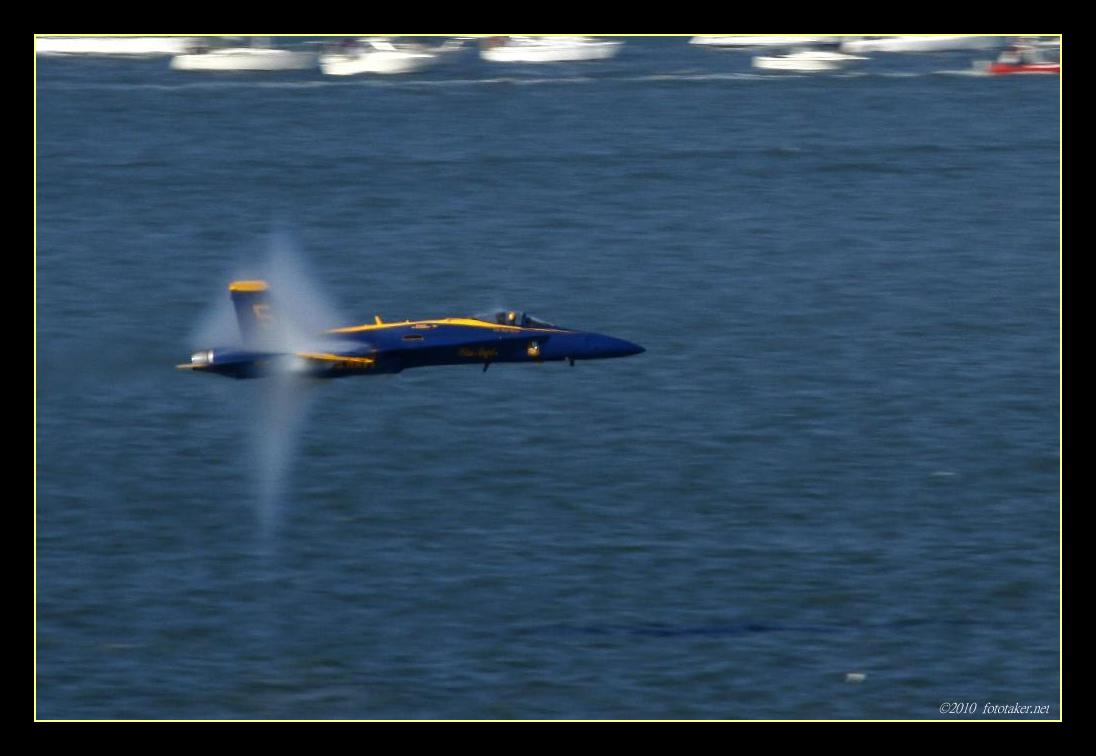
[588, 334, 645, 359]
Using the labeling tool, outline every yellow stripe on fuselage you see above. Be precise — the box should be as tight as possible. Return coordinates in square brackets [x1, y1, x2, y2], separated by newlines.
[326, 318, 566, 335]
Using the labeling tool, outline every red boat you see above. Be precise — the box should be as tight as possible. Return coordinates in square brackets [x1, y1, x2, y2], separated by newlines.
[987, 61, 1059, 75]
[984, 44, 1060, 75]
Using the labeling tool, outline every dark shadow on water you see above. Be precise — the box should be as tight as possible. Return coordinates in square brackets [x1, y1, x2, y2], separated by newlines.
[523, 616, 981, 641]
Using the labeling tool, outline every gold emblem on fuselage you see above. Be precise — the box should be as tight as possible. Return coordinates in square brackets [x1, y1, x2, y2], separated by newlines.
[458, 347, 498, 360]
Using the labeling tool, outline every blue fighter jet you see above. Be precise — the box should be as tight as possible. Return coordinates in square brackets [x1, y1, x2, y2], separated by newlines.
[179, 280, 644, 379]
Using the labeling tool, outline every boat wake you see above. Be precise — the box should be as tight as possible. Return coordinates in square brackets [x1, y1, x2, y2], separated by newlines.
[42, 68, 1007, 95]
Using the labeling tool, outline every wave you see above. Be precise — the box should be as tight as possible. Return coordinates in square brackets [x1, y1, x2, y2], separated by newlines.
[37, 68, 1005, 94]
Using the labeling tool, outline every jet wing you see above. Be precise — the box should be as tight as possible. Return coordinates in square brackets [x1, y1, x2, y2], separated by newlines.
[295, 352, 376, 367]
[293, 339, 379, 371]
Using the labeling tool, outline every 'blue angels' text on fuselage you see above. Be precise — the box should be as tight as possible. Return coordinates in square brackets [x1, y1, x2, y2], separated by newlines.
[178, 281, 644, 379]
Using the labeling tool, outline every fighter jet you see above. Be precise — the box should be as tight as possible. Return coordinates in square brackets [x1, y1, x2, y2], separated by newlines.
[179, 280, 644, 379]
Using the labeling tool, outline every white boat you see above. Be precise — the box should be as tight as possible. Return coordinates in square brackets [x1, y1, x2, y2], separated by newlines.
[36, 36, 199, 56]
[691, 35, 840, 49]
[1018, 36, 1061, 50]
[839, 36, 1002, 54]
[170, 37, 315, 72]
[479, 36, 622, 63]
[753, 49, 867, 72]
[320, 37, 461, 75]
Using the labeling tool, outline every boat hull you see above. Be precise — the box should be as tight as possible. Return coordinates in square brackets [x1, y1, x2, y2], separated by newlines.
[170, 49, 315, 71]
[840, 35, 1000, 53]
[692, 35, 840, 48]
[480, 39, 621, 63]
[36, 36, 199, 56]
[320, 51, 438, 75]
[752, 51, 866, 72]
[986, 62, 1060, 75]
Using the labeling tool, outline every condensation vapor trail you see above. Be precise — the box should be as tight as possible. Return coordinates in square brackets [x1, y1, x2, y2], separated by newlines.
[247, 373, 317, 536]
[191, 227, 352, 533]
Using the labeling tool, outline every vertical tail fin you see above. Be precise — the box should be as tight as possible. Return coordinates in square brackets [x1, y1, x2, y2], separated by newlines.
[229, 280, 277, 348]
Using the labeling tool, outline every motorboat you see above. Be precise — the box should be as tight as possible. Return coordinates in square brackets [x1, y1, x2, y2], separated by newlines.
[36, 36, 199, 56]
[479, 36, 622, 63]
[1024, 36, 1061, 50]
[691, 35, 840, 49]
[320, 37, 461, 75]
[839, 35, 1001, 54]
[979, 43, 1059, 75]
[170, 37, 315, 72]
[752, 49, 867, 72]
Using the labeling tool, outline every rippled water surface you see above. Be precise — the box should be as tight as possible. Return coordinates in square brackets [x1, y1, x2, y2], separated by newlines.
[36, 39, 1060, 719]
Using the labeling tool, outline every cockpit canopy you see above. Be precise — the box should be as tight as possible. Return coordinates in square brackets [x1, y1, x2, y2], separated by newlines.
[473, 310, 557, 328]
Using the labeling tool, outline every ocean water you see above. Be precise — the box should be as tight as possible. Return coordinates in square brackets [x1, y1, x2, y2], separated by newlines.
[35, 38, 1060, 720]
